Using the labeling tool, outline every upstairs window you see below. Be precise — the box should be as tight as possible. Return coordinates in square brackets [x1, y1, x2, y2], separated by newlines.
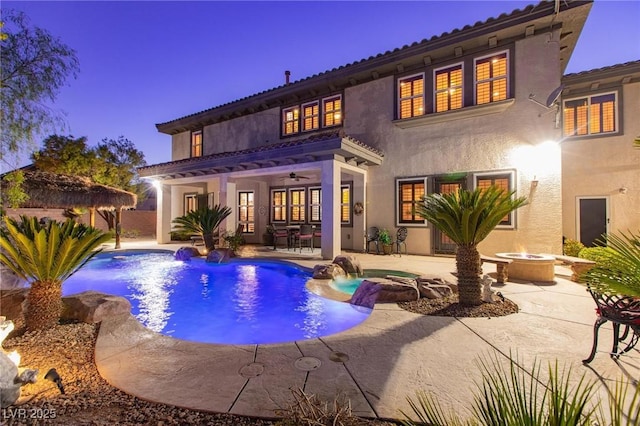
[435, 64, 463, 112]
[323, 95, 342, 127]
[397, 178, 426, 224]
[271, 189, 287, 222]
[475, 52, 508, 105]
[563, 92, 617, 137]
[283, 107, 299, 135]
[398, 74, 424, 119]
[191, 130, 202, 158]
[302, 101, 320, 132]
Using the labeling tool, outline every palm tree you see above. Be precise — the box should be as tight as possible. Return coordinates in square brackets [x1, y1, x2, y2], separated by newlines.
[584, 230, 640, 297]
[0, 216, 110, 331]
[171, 205, 232, 252]
[415, 186, 527, 306]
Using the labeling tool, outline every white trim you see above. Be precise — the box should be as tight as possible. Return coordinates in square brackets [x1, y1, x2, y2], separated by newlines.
[395, 176, 428, 227]
[433, 62, 464, 112]
[473, 49, 509, 106]
[472, 170, 516, 229]
[301, 100, 320, 132]
[397, 72, 425, 119]
[562, 90, 619, 138]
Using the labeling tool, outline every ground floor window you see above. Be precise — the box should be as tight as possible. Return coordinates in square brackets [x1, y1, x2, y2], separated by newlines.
[396, 177, 427, 225]
[289, 188, 306, 222]
[473, 170, 515, 228]
[238, 191, 255, 233]
[271, 189, 286, 222]
[269, 183, 351, 225]
[341, 185, 351, 224]
[309, 187, 321, 222]
[184, 193, 198, 215]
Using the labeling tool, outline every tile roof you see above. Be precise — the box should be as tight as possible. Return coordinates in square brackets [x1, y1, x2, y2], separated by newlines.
[563, 60, 640, 78]
[157, 0, 578, 130]
[138, 131, 383, 173]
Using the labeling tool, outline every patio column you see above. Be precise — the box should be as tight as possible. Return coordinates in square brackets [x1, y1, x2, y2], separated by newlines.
[218, 175, 237, 234]
[156, 182, 172, 244]
[114, 207, 122, 249]
[320, 159, 341, 260]
[352, 172, 366, 252]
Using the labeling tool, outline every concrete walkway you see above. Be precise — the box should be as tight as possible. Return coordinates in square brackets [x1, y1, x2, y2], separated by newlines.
[94, 241, 640, 421]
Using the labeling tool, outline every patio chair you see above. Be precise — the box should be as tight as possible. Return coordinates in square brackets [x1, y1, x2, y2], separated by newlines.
[583, 284, 640, 364]
[296, 224, 314, 252]
[313, 226, 321, 248]
[366, 227, 379, 254]
[395, 226, 408, 256]
[272, 225, 289, 250]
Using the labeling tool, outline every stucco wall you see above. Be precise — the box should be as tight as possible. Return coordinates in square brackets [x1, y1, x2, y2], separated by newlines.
[204, 108, 281, 155]
[343, 32, 564, 255]
[562, 80, 640, 241]
[171, 131, 191, 161]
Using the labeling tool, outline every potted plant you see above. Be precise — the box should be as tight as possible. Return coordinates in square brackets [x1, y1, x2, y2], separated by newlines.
[378, 228, 393, 255]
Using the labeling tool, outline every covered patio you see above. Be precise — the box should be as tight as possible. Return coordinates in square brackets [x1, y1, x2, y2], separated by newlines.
[139, 132, 384, 260]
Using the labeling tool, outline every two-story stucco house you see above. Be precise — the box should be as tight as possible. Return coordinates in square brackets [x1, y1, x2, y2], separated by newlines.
[138, 0, 639, 260]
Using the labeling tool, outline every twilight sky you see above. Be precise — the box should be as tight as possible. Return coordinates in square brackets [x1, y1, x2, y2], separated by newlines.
[5, 0, 640, 168]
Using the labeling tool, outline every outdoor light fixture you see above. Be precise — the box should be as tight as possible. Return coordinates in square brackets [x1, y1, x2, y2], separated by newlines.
[45, 368, 65, 394]
[619, 187, 628, 194]
[531, 176, 539, 188]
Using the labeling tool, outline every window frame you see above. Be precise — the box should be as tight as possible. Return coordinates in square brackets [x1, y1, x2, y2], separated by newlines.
[340, 184, 352, 225]
[433, 62, 464, 113]
[190, 130, 203, 158]
[271, 188, 287, 223]
[184, 192, 198, 215]
[308, 186, 322, 223]
[288, 187, 306, 223]
[322, 95, 342, 128]
[237, 190, 255, 234]
[282, 106, 300, 136]
[474, 50, 509, 106]
[473, 170, 516, 229]
[301, 100, 320, 132]
[562, 91, 619, 138]
[395, 177, 428, 226]
[397, 73, 425, 119]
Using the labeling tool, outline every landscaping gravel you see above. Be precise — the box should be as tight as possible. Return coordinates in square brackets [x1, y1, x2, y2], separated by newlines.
[2, 322, 397, 426]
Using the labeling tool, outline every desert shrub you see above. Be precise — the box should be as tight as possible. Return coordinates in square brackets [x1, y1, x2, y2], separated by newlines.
[122, 229, 140, 238]
[170, 230, 192, 241]
[579, 246, 616, 268]
[275, 388, 366, 426]
[563, 238, 585, 257]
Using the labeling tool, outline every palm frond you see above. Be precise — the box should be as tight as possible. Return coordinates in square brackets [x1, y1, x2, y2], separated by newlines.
[584, 230, 640, 296]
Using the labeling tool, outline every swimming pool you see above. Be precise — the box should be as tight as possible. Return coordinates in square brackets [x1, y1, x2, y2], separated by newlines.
[62, 250, 371, 345]
[330, 270, 419, 295]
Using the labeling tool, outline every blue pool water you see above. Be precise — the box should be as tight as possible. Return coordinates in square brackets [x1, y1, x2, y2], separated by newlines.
[330, 277, 365, 295]
[62, 251, 371, 345]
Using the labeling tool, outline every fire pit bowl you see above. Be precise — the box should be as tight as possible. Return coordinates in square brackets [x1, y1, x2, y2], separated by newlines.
[495, 253, 556, 282]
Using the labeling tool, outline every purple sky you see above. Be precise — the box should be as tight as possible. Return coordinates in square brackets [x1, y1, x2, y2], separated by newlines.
[5, 1, 640, 168]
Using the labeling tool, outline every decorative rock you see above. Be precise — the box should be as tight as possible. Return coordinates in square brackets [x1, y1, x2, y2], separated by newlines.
[62, 291, 131, 324]
[358, 278, 420, 303]
[175, 246, 201, 261]
[0, 351, 20, 408]
[205, 248, 233, 263]
[0, 289, 29, 322]
[312, 264, 347, 280]
[332, 255, 363, 276]
[349, 281, 381, 308]
[417, 275, 458, 294]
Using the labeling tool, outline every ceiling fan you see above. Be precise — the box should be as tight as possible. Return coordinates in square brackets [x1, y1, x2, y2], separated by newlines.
[279, 172, 310, 182]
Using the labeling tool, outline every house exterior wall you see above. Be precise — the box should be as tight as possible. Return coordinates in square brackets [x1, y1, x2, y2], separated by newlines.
[342, 31, 564, 255]
[172, 131, 191, 161]
[562, 80, 640, 241]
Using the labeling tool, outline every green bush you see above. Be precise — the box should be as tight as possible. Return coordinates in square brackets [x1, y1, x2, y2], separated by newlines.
[170, 230, 192, 241]
[579, 246, 616, 268]
[563, 238, 585, 257]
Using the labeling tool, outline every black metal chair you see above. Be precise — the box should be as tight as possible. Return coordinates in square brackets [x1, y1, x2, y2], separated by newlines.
[272, 225, 289, 250]
[366, 227, 379, 254]
[296, 224, 314, 252]
[583, 284, 640, 364]
[395, 227, 408, 256]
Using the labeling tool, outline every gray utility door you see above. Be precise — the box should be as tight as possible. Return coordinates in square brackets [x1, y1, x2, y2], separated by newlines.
[433, 177, 467, 255]
[577, 197, 609, 247]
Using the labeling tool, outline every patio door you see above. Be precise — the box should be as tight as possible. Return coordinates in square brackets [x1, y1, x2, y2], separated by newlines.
[433, 176, 466, 254]
[577, 197, 609, 247]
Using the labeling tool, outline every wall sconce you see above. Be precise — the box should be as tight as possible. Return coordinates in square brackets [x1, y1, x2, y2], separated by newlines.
[531, 176, 539, 188]
[619, 187, 628, 194]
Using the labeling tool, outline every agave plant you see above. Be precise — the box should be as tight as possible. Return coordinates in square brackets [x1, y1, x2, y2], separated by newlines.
[402, 352, 607, 426]
[584, 230, 640, 297]
[0, 216, 110, 331]
[171, 205, 232, 252]
[415, 186, 527, 306]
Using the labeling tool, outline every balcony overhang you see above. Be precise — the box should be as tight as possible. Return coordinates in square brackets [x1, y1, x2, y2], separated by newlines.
[139, 133, 383, 181]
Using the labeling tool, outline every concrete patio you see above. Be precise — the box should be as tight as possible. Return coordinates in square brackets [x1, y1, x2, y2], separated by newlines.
[94, 241, 640, 421]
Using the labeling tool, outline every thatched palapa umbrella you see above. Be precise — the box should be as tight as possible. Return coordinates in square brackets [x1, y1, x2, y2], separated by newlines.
[4, 171, 137, 248]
